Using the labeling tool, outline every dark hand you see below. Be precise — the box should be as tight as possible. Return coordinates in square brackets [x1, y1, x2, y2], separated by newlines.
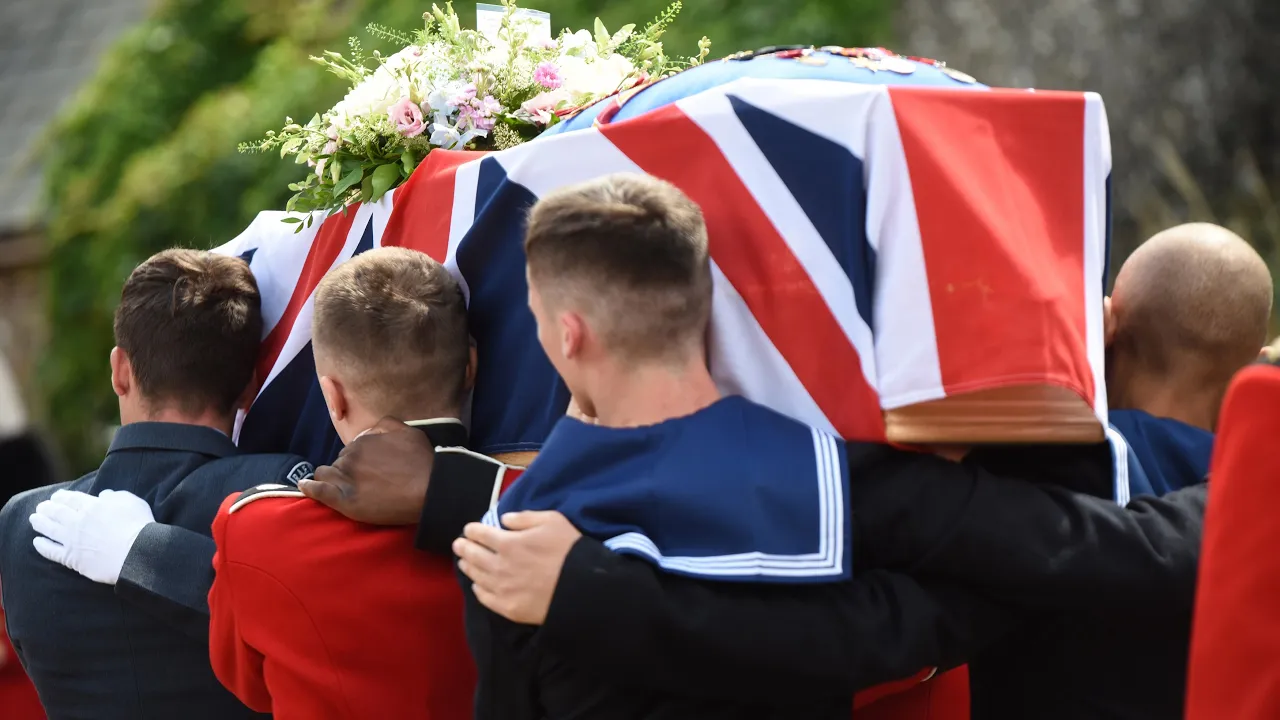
[299, 416, 435, 525]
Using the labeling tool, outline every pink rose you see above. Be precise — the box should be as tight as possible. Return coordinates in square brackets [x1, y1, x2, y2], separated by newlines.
[322, 126, 339, 156]
[534, 61, 563, 89]
[388, 97, 425, 138]
[521, 89, 569, 125]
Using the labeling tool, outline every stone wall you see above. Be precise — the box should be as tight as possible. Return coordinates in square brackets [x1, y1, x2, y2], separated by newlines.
[895, 0, 1280, 269]
[0, 234, 49, 419]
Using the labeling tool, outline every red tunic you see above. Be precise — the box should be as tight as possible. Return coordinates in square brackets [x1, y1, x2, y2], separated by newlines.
[854, 666, 969, 720]
[208, 463, 524, 720]
[1185, 363, 1280, 718]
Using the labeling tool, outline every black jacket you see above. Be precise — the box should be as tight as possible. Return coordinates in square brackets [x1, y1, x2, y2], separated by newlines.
[0, 422, 310, 720]
[964, 442, 1201, 720]
[444, 441, 1203, 719]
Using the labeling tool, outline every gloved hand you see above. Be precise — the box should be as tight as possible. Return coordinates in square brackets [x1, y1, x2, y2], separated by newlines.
[29, 489, 155, 585]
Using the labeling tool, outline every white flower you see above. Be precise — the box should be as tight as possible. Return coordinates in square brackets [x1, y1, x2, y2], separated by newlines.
[430, 123, 462, 149]
[558, 53, 636, 100]
[331, 67, 402, 125]
[429, 121, 485, 150]
[560, 29, 599, 59]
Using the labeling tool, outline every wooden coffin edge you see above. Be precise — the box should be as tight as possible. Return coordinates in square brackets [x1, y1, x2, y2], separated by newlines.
[489, 385, 1102, 463]
[883, 384, 1104, 445]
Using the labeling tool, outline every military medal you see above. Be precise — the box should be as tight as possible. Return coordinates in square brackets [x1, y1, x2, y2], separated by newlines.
[795, 50, 828, 66]
[939, 66, 978, 84]
[879, 57, 916, 75]
[849, 56, 880, 72]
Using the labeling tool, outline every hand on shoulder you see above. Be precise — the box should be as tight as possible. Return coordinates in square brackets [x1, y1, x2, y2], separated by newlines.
[300, 416, 435, 525]
[454, 510, 582, 625]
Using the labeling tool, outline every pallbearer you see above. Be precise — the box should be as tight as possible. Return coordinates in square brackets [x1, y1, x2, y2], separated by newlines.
[0, 250, 311, 720]
[449, 172, 1207, 719]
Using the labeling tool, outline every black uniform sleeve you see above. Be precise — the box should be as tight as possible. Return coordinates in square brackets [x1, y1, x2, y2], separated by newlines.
[458, 563, 542, 720]
[416, 449, 507, 555]
[116, 523, 215, 640]
[848, 444, 1204, 612]
[538, 537, 1014, 700]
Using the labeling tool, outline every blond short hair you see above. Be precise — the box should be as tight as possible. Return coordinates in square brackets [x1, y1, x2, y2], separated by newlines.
[312, 247, 469, 415]
[524, 173, 712, 361]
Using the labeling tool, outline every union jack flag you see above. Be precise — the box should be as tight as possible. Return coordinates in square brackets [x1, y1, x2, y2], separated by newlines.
[214, 61, 1114, 486]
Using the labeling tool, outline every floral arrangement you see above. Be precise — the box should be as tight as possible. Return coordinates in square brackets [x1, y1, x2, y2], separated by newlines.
[242, 1, 710, 225]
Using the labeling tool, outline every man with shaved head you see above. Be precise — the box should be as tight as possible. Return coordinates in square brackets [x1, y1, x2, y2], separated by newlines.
[966, 223, 1274, 720]
[1105, 222, 1272, 496]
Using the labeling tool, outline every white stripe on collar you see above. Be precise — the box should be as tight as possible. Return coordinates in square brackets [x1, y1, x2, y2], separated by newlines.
[404, 418, 465, 428]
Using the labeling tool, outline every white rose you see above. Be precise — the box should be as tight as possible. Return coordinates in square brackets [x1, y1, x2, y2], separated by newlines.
[558, 53, 636, 99]
[332, 66, 401, 120]
[560, 29, 599, 59]
[600, 53, 636, 84]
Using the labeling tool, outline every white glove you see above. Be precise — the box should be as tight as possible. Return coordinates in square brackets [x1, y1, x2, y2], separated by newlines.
[29, 489, 155, 586]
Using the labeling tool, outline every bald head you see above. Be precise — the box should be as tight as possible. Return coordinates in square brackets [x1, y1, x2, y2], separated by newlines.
[1110, 223, 1272, 382]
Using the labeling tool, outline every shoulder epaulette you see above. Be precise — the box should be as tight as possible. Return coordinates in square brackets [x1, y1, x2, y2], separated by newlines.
[229, 483, 306, 514]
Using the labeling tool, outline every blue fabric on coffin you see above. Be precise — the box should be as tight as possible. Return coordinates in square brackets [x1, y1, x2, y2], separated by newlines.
[541, 49, 988, 137]
[487, 395, 852, 583]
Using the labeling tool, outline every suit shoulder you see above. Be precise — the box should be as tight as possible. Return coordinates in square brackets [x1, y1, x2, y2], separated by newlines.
[1, 481, 72, 526]
[203, 453, 315, 494]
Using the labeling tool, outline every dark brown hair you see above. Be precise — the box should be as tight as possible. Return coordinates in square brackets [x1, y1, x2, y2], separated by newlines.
[113, 249, 262, 415]
[524, 173, 712, 360]
[312, 247, 470, 415]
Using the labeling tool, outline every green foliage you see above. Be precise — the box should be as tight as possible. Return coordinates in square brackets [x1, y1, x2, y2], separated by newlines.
[40, 0, 891, 473]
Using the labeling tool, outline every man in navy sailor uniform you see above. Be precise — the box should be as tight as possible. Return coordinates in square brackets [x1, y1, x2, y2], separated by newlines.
[447, 174, 1206, 719]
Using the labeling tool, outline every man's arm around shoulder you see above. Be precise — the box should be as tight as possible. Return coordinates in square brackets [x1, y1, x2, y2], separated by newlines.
[538, 535, 1009, 701]
[849, 443, 1203, 611]
[117, 454, 314, 641]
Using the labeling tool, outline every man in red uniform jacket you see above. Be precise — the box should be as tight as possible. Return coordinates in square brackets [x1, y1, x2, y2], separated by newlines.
[209, 433, 522, 719]
[208, 248, 521, 719]
[1185, 351, 1280, 718]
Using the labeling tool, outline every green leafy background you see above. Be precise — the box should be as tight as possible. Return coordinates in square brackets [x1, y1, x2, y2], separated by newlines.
[40, 0, 891, 473]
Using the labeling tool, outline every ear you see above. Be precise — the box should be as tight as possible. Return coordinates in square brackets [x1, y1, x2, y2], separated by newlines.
[109, 347, 131, 398]
[560, 311, 586, 361]
[463, 337, 478, 391]
[318, 375, 348, 423]
[1103, 296, 1116, 347]
[235, 370, 259, 412]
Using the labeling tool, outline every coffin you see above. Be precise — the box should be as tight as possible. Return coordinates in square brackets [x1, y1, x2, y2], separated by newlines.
[219, 48, 1112, 465]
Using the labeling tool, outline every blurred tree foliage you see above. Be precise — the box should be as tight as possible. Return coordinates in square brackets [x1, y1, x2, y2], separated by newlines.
[40, 0, 891, 473]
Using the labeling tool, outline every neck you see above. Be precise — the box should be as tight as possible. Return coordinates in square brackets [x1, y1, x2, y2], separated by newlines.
[125, 405, 235, 436]
[588, 358, 721, 428]
[1115, 374, 1223, 432]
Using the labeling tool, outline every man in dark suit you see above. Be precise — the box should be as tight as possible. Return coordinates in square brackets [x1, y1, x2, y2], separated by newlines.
[0, 249, 313, 720]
